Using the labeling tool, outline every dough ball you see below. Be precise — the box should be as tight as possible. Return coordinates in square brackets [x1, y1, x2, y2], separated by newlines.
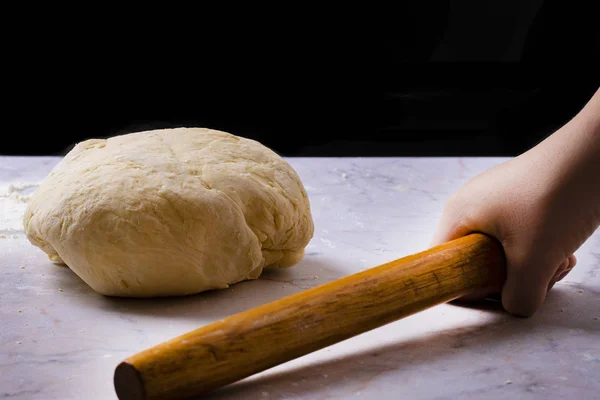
[24, 128, 314, 297]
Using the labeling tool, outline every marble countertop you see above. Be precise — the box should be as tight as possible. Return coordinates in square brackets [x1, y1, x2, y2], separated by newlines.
[1, 156, 598, 400]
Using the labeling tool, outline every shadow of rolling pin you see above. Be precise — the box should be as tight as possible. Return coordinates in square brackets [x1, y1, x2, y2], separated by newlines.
[114, 233, 506, 400]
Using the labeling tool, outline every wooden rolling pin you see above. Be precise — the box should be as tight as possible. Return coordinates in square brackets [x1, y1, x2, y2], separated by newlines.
[114, 233, 505, 400]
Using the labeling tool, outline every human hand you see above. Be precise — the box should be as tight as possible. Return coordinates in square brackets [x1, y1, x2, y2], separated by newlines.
[432, 88, 600, 316]
[431, 153, 592, 316]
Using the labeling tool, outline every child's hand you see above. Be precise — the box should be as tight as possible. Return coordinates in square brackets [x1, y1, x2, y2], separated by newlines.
[432, 88, 600, 317]
[431, 156, 580, 316]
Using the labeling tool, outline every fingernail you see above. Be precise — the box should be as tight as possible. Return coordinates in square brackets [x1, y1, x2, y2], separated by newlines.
[485, 293, 502, 302]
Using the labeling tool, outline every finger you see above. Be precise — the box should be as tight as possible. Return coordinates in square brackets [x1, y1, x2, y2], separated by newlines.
[557, 255, 576, 281]
[502, 274, 548, 317]
[547, 255, 577, 291]
[567, 254, 577, 269]
[430, 219, 473, 247]
[547, 258, 571, 291]
[556, 267, 573, 282]
[501, 254, 563, 317]
[547, 267, 573, 291]
[430, 194, 474, 246]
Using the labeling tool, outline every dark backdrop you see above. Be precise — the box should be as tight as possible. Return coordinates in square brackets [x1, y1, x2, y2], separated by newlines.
[3, 0, 599, 157]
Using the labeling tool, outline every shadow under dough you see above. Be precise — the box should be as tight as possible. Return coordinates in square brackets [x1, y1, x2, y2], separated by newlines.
[53, 255, 347, 322]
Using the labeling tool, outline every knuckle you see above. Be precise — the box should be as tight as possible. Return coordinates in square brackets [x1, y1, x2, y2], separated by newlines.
[443, 192, 466, 215]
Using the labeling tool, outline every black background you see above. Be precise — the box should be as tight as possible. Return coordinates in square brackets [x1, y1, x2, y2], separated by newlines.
[3, 1, 599, 157]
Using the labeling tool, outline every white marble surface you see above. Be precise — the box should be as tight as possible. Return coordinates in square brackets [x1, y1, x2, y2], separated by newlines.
[1, 156, 598, 400]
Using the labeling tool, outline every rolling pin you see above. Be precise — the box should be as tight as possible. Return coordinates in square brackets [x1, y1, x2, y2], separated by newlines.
[114, 233, 505, 400]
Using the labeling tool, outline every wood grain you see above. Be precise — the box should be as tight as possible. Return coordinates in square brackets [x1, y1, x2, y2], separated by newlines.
[114, 233, 505, 400]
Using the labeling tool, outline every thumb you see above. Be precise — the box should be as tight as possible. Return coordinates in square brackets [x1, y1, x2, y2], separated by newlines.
[430, 216, 473, 248]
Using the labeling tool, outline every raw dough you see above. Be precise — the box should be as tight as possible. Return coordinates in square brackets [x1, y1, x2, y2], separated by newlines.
[24, 128, 314, 297]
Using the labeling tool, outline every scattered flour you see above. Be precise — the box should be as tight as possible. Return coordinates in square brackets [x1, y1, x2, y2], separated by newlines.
[393, 184, 410, 192]
[319, 238, 335, 248]
[0, 182, 38, 237]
